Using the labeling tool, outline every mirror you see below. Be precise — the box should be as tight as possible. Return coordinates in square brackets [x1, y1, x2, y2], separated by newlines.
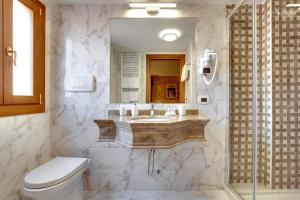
[110, 18, 197, 104]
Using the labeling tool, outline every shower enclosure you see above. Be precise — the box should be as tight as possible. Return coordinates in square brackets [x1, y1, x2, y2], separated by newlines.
[228, 0, 300, 199]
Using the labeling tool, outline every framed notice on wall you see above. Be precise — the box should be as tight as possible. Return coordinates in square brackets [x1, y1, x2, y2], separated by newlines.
[166, 83, 178, 100]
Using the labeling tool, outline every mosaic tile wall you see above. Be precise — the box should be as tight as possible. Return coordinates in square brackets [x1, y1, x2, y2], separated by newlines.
[257, 0, 272, 186]
[271, 0, 300, 189]
[229, 0, 272, 185]
[230, 4, 254, 184]
[230, 0, 300, 189]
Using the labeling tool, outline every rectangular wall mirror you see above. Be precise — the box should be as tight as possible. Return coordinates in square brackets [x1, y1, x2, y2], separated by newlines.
[110, 18, 197, 104]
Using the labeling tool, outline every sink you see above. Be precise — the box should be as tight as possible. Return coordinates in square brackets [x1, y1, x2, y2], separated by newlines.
[94, 112, 210, 148]
[132, 116, 172, 122]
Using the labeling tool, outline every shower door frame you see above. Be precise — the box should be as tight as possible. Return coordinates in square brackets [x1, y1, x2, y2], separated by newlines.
[225, 0, 258, 200]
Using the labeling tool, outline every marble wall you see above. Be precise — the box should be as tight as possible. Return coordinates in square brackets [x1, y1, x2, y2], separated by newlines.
[49, 4, 229, 191]
[0, 114, 51, 200]
[0, 10, 52, 200]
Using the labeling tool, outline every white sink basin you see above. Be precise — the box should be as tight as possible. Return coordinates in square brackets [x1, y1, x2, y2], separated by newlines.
[132, 117, 172, 122]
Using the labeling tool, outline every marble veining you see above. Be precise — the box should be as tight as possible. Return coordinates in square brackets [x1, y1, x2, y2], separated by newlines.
[95, 115, 209, 148]
[49, 3, 229, 192]
[85, 190, 231, 200]
[0, 8, 52, 200]
[0, 2, 229, 200]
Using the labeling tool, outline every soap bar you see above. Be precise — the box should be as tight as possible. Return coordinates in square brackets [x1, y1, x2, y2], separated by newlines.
[165, 107, 176, 117]
[165, 111, 176, 117]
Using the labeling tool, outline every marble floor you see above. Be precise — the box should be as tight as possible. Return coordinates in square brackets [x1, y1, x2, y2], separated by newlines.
[232, 183, 300, 200]
[85, 190, 232, 200]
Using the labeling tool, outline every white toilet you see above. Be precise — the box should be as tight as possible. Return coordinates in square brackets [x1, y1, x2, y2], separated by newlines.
[23, 157, 89, 200]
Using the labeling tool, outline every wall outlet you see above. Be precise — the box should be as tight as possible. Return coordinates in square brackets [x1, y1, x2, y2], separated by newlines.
[198, 96, 209, 104]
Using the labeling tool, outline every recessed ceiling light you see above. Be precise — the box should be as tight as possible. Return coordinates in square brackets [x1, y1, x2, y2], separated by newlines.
[129, 3, 177, 8]
[286, 4, 300, 8]
[159, 29, 181, 42]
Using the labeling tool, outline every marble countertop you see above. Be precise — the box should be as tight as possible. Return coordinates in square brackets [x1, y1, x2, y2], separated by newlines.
[94, 114, 210, 149]
[115, 115, 209, 124]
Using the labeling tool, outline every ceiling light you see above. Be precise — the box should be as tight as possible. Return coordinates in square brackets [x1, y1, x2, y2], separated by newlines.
[129, 3, 177, 8]
[286, 4, 300, 8]
[146, 7, 160, 15]
[162, 33, 178, 42]
[159, 29, 181, 42]
[129, 2, 177, 15]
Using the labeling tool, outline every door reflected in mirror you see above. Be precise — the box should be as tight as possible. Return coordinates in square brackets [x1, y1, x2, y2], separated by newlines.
[110, 18, 197, 104]
[146, 54, 185, 103]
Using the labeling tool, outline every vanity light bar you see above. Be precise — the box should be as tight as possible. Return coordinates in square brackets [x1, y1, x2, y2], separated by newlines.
[286, 4, 300, 8]
[129, 3, 177, 8]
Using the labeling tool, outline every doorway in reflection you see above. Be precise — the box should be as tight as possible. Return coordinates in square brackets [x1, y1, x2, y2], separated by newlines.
[146, 54, 185, 103]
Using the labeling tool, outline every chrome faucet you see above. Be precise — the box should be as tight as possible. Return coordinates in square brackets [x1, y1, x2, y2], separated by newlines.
[150, 104, 155, 116]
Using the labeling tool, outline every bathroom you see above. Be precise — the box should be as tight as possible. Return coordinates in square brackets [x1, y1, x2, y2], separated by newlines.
[0, 0, 299, 200]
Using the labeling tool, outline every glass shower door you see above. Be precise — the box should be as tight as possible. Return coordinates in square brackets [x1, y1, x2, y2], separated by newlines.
[229, 0, 300, 200]
[255, 0, 300, 199]
[228, 1, 256, 199]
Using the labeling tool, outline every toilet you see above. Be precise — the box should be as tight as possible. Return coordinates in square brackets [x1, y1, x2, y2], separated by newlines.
[23, 157, 89, 200]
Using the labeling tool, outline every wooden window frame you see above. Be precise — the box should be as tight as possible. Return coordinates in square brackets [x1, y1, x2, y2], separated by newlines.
[146, 54, 185, 103]
[0, 0, 45, 117]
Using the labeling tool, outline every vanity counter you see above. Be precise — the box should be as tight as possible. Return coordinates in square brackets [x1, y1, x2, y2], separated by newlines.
[115, 115, 209, 124]
[94, 113, 209, 149]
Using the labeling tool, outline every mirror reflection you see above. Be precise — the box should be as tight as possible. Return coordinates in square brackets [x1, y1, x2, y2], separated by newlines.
[110, 18, 197, 104]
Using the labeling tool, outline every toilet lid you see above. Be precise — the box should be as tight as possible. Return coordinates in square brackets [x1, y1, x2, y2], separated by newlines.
[24, 157, 89, 189]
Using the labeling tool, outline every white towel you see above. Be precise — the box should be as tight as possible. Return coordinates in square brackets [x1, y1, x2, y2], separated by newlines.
[121, 91, 130, 103]
[181, 63, 190, 82]
[122, 77, 139, 88]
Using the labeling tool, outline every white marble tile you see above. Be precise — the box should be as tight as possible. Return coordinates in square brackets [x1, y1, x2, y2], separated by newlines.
[86, 168, 178, 191]
[85, 190, 231, 200]
[0, 8, 52, 200]
[0, 159, 27, 200]
[88, 148, 148, 170]
[49, 3, 230, 192]
[232, 183, 300, 200]
[0, 2, 230, 200]
[0, 115, 51, 200]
